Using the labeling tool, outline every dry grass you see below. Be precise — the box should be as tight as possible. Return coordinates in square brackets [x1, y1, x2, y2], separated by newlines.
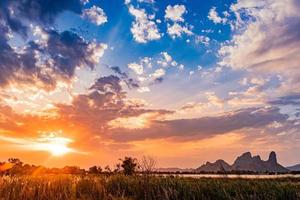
[0, 174, 299, 200]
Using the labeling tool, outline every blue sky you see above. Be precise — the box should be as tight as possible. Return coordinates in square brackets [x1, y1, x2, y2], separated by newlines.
[55, 0, 232, 70]
[52, 0, 241, 109]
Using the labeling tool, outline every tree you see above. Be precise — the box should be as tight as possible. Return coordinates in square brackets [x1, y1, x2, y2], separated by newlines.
[89, 166, 102, 174]
[140, 156, 156, 175]
[104, 165, 112, 173]
[8, 158, 23, 166]
[114, 163, 121, 173]
[120, 157, 138, 176]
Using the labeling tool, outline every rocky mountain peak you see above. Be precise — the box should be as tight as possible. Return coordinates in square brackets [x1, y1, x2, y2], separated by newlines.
[268, 151, 277, 164]
[233, 152, 252, 166]
[196, 151, 289, 173]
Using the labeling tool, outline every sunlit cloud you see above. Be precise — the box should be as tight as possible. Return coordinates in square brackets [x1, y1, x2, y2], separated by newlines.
[0, 131, 80, 156]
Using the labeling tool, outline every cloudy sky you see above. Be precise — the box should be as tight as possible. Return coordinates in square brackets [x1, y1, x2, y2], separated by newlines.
[0, 0, 300, 168]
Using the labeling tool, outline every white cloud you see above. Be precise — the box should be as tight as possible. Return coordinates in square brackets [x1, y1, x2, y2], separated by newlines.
[179, 64, 184, 70]
[171, 61, 178, 67]
[141, 57, 152, 68]
[128, 62, 144, 75]
[219, 0, 300, 94]
[150, 68, 166, 79]
[195, 35, 210, 46]
[157, 52, 181, 68]
[82, 6, 107, 26]
[87, 42, 108, 64]
[165, 4, 193, 38]
[161, 52, 172, 62]
[138, 86, 150, 93]
[137, 0, 155, 4]
[208, 7, 227, 24]
[165, 5, 186, 22]
[167, 23, 193, 38]
[128, 5, 162, 43]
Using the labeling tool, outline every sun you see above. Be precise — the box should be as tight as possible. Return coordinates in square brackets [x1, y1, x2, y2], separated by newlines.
[33, 133, 75, 156]
[44, 136, 74, 156]
[45, 141, 72, 156]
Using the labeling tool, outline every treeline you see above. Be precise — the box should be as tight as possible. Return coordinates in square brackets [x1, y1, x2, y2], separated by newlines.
[1, 157, 299, 176]
[0, 156, 156, 176]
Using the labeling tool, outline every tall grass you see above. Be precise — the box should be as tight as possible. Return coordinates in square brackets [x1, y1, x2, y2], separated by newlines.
[0, 175, 299, 200]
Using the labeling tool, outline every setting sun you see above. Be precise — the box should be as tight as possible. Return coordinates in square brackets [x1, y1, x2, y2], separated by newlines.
[41, 137, 73, 156]
[33, 134, 75, 156]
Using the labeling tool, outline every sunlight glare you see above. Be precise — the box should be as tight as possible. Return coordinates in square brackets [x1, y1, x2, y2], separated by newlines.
[34, 132, 75, 156]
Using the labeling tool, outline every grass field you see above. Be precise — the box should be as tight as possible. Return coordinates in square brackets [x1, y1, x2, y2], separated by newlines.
[0, 175, 299, 200]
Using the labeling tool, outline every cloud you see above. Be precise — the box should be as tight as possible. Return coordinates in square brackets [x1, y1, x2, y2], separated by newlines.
[137, 86, 150, 93]
[0, 74, 170, 141]
[0, 0, 83, 31]
[126, 52, 183, 91]
[127, 5, 161, 43]
[157, 52, 173, 67]
[219, 0, 300, 94]
[157, 52, 180, 68]
[164, 4, 193, 38]
[208, 7, 227, 24]
[269, 94, 300, 106]
[108, 65, 139, 89]
[195, 35, 210, 46]
[107, 107, 288, 142]
[53, 75, 173, 139]
[165, 5, 186, 22]
[0, 28, 107, 90]
[167, 23, 193, 38]
[137, 0, 155, 4]
[150, 68, 166, 79]
[0, 0, 107, 91]
[128, 62, 144, 75]
[82, 5, 107, 26]
[0, 133, 79, 155]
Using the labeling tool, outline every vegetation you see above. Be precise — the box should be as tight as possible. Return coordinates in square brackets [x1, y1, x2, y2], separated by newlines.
[120, 157, 139, 176]
[1, 157, 300, 199]
[0, 175, 299, 200]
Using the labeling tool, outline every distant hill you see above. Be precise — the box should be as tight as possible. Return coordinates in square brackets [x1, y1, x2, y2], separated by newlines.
[287, 164, 300, 171]
[197, 159, 231, 172]
[196, 151, 289, 173]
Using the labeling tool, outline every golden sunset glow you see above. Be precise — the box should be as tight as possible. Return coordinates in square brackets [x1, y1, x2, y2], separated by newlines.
[34, 135, 74, 156]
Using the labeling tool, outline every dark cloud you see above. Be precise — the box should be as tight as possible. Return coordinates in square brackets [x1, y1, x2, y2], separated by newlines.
[0, 28, 106, 90]
[108, 65, 140, 89]
[110, 66, 128, 78]
[90, 75, 123, 93]
[55, 75, 172, 138]
[107, 107, 288, 142]
[0, 0, 108, 91]
[152, 77, 164, 85]
[0, 0, 83, 33]
[269, 94, 300, 106]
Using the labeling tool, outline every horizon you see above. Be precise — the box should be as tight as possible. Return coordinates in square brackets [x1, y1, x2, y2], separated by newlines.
[0, 150, 297, 170]
[1, 0, 300, 169]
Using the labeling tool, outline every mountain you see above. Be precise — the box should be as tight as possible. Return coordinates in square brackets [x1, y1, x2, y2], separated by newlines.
[287, 164, 300, 171]
[196, 151, 289, 173]
[232, 151, 288, 172]
[197, 160, 231, 172]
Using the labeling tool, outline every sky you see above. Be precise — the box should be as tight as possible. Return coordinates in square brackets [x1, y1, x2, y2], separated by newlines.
[0, 0, 300, 169]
